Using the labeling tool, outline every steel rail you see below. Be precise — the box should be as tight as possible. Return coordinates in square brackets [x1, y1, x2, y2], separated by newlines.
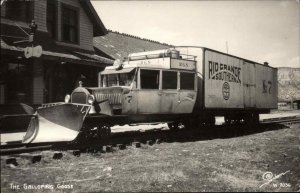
[260, 117, 300, 124]
[0, 145, 53, 156]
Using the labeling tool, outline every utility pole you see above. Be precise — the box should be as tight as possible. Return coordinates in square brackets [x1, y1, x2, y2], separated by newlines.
[29, 20, 37, 46]
[226, 41, 229, 65]
[226, 41, 228, 54]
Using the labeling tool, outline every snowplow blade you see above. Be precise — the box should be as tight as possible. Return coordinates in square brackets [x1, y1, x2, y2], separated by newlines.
[23, 103, 91, 143]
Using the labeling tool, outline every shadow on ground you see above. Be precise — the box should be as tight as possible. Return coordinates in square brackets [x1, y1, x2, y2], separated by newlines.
[73, 123, 291, 150]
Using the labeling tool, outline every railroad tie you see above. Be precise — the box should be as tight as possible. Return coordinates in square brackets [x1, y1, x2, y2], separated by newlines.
[112, 144, 117, 147]
[72, 150, 81, 157]
[132, 142, 141, 148]
[117, 144, 126, 150]
[126, 142, 132, 146]
[52, 151, 63, 160]
[42, 151, 63, 160]
[146, 140, 154, 146]
[19, 153, 42, 163]
[66, 150, 81, 157]
[104, 145, 113, 152]
[2, 157, 18, 166]
[155, 139, 162, 144]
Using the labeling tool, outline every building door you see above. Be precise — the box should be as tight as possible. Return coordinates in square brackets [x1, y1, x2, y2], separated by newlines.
[5, 62, 32, 104]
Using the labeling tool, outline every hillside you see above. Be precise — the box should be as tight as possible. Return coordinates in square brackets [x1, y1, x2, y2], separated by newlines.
[277, 67, 300, 101]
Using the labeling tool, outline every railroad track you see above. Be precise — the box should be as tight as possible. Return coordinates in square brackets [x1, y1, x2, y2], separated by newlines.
[1, 116, 299, 165]
[261, 116, 300, 124]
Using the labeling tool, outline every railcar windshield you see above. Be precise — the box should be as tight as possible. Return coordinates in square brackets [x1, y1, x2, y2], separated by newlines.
[100, 68, 136, 88]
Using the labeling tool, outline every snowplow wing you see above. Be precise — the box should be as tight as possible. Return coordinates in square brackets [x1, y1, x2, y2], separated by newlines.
[23, 103, 91, 143]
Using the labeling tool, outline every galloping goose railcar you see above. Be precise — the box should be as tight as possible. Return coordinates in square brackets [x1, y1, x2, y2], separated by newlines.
[23, 47, 278, 143]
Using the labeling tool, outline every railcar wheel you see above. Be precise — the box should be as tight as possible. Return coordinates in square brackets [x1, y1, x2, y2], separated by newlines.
[72, 124, 96, 144]
[167, 123, 175, 130]
[183, 119, 198, 130]
[208, 116, 215, 126]
[225, 116, 231, 125]
[225, 115, 243, 125]
[168, 122, 184, 130]
[253, 113, 259, 125]
[97, 124, 111, 140]
[201, 116, 215, 126]
[244, 113, 259, 127]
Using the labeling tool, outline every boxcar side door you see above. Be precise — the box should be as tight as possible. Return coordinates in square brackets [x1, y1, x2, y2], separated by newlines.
[243, 61, 256, 108]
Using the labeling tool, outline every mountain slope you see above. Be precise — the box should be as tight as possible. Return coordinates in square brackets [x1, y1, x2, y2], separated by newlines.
[277, 67, 300, 101]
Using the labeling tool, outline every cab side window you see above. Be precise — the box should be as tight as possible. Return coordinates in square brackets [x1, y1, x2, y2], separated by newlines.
[162, 71, 177, 89]
[140, 69, 159, 89]
[180, 72, 195, 90]
[107, 74, 118, 86]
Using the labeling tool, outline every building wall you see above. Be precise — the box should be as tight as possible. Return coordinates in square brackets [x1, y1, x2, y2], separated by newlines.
[34, 0, 47, 32]
[32, 60, 44, 104]
[34, 0, 94, 103]
[56, 0, 94, 51]
[1, 2, 34, 30]
[1, 0, 98, 105]
[1, 0, 94, 51]
[1, 2, 6, 17]
[0, 57, 33, 104]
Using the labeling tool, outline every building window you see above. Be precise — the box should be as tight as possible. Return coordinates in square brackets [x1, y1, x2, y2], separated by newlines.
[162, 71, 177, 89]
[140, 69, 159, 89]
[180, 72, 195, 90]
[5, 0, 33, 22]
[2, 63, 32, 104]
[62, 5, 78, 43]
[47, 0, 56, 39]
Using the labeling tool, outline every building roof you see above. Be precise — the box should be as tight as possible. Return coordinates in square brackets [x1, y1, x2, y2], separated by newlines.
[93, 30, 173, 60]
[79, 0, 107, 36]
[1, 38, 113, 67]
[1, 23, 113, 66]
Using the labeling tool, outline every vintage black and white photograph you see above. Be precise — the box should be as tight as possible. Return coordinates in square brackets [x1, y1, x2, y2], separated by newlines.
[0, 0, 299, 192]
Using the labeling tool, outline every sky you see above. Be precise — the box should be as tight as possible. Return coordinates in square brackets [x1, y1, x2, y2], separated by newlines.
[92, 0, 300, 68]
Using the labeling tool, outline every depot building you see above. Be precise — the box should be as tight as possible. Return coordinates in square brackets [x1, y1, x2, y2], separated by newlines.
[0, 0, 113, 105]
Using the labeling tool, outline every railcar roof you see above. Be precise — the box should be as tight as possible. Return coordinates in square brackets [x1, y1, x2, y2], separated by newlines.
[175, 46, 277, 69]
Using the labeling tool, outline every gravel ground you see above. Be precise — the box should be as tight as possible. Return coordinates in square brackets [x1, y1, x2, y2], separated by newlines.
[1, 123, 299, 192]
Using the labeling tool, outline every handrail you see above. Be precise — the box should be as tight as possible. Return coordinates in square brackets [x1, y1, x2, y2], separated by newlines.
[127, 52, 196, 62]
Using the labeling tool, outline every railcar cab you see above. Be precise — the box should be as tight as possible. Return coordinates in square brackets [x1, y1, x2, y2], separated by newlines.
[97, 48, 198, 116]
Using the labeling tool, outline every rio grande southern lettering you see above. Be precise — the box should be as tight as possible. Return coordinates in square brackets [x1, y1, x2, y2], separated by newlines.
[208, 61, 241, 84]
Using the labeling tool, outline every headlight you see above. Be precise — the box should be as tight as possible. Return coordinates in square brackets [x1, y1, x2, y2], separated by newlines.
[87, 95, 95, 104]
[64, 94, 70, 103]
